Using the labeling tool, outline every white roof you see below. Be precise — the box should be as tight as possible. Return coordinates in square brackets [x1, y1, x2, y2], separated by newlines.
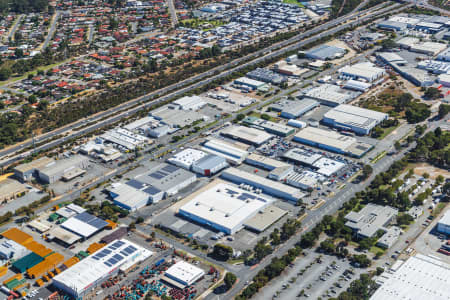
[246, 153, 290, 170]
[312, 157, 345, 177]
[324, 104, 387, 130]
[438, 210, 450, 226]
[202, 139, 249, 164]
[168, 148, 207, 169]
[339, 62, 385, 81]
[164, 261, 205, 286]
[101, 128, 149, 150]
[235, 77, 266, 87]
[371, 254, 450, 300]
[53, 240, 152, 296]
[173, 96, 206, 110]
[179, 181, 273, 233]
[107, 182, 151, 210]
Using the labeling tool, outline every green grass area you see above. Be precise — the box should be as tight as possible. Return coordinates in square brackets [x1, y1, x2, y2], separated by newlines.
[282, 0, 305, 7]
[248, 111, 278, 122]
[371, 151, 387, 164]
[432, 203, 447, 217]
[369, 245, 385, 255]
[377, 124, 399, 140]
[180, 19, 227, 31]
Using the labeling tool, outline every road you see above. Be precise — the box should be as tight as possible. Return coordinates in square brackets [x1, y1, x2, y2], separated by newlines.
[41, 11, 61, 50]
[7, 14, 24, 42]
[404, 0, 450, 15]
[0, 1, 402, 168]
[167, 0, 179, 27]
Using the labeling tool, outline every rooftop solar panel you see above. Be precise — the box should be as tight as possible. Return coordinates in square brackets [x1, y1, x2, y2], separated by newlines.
[104, 262, 112, 267]
[113, 254, 123, 261]
[75, 212, 93, 222]
[162, 164, 178, 173]
[89, 218, 108, 229]
[111, 240, 125, 248]
[120, 251, 129, 257]
[126, 179, 146, 190]
[149, 172, 164, 180]
[143, 186, 162, 195]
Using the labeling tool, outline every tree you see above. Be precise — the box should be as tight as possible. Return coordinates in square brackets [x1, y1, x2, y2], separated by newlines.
[0, 67, 11, 81]
[27, 95, 37, 104]
[136, 216, 144, 223]
[212, 244, 233, 261]
[381, 38, 396, 49]
[438, 104, 450, 119]
[394, 141, 401, 151]
[424, 87, 442, 99]
[361, 165, 373, 180]
[261, 113, 270, 120]
[351, 254, 371, 268]
[376, 267, 384, 275]
[14, 48, 24, 58]
[224, 272, 237, 290]
[236, 114, 245, 121]
[128, 222, 136, 230]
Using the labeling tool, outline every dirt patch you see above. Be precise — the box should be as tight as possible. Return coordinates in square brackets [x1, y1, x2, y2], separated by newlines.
[412, 163, 450, 180]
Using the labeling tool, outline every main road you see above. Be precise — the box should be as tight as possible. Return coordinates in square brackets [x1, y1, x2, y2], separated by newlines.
[0, 1, 402, 168]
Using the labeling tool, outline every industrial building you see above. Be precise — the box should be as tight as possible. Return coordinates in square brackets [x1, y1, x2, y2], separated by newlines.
[202, 138, 250, 165]
[417, 60, 450, 74]
[61, 211, 108, 239]
[322, 104, 388, 135]
[178, 180, 274, 234]
[415, 21, 443, 33]
[13, 156, 54, 182]
[0, 239, 30, 261]
[173, 95, 206, 111]
[244, 205, 288, 233]
[221, 167, 305, 203]
[135, 163, 197, 197]
[312, 157, 345, 177]
[437, 47, 450, 62]
[409, 42, 447, 56]
[371, 254, 450, 300]
[101, 128, 150, 150]
[52, 239, 152, 298]
[269, 98, 319, 119]
[437, 210, 450, 235]
[293, 127, 372, 157]
[191, 154, 229, 176]
[376, 52, 408, 66]
[343, 80, 371, 92]
[377, 20, 407, 31]
[0, 178, 28, 204]
[304, 44, 346, 61]
[168, 148, 207, 170]
[107, 180, 165, 211]
[285, 171, 324, 190]
[246, 68, 286, 85]
[376, 226, 401, 249]
[273, 61, 308, 77]
[302, 84, 353, 107]
[38, 155, 90, 184]
[220, 125, 273, 146]
[162, 261, 205, 288]
[151, 105, 209, 128]
[344, 204, 398, 239]
[233, 77, 267, 91]
[243, 117, 295, 137]
[245, 153, 293, 181]
[338, 62, 385, 82]
[287, 119, 307, 129]
[438, 74, 450, 87]
[79, 140, 122, 162]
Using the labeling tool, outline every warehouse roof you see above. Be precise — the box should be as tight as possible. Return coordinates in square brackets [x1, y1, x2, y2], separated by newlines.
[324, 104, 388, 131]
[53, 239, 152, 295]
[1, 228, 33, 245]
[246, 153, 291, 170]
[312, 157, 346, 177]
[48, 227, 81, 245]
[179, 180, 274, 233]
[61, 212, 108, 238]
[270, 98, 318, 115]
[294, 127, 356, 151]
[221, 167, 305, 200]
[283, 148, 322, 165]
[338, 62, 385, 81]
[164, 261, 205, 287]
[305, 44, 346, 60]
[0, 178, 27, 197]
[192, 154, 227, 170]
[244, 205, 288, 232]
[202, 138, 249, 164]
[168, 148, 207, 169]
[371, 254, 450, 300]
[345, 204, 398, 238]
[39, 155, 89, 178]
[14, 157, 54, 174]
[304, 84, 352, 105]
[221, 125, 273, 146]
[135, 163, 196, 192]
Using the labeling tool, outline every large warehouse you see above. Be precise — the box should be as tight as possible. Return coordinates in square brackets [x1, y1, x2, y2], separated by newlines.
[61, 212, 108, 240]
[293, 127, 372, 157]
[221, 168, 305, 203]
[107, 180, 164, 211]
[191, 154, 229, 176]
[162, 261, 205, 288]
[135, 163, 197, 197]
[270, 98, 319, 119]
[371, 254, 450, 300]
[322, 104, 388, 135]
[437, 210, 450, 235]
[220, 125, 273, 146]
[168, 148, 207, 170]
[338, 62, 385, 82]
[37, 155, 90, 184]
[305, 44, 346, 61]
[202, 138, 249, 165]
[52, 239, 152, 298]
[0, 178, 28, 204]
[245, 153, 294, 181]
[178, 180, 274, 234]
[302, 84, 353, 107]
[13, 156, 54, 182]
[282, 148, 345, 177]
